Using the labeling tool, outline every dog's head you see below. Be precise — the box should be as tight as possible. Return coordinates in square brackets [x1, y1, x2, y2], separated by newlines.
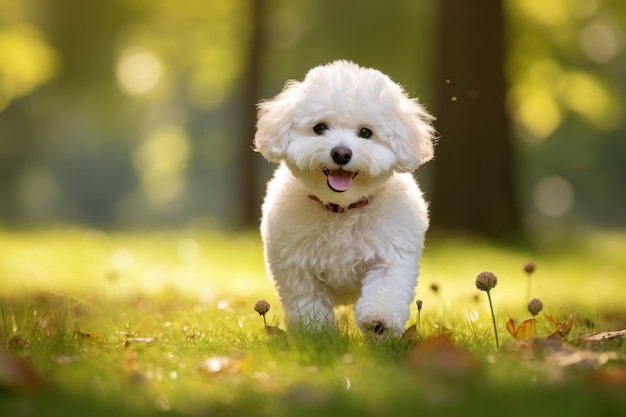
[255, 60, 435, 200]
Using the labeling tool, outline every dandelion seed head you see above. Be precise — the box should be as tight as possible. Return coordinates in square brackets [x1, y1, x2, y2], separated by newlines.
[527, 298, 543, 316]
[475, 271, 498, 292]
[523, 261, 536, 274]
[254, 299, 270, 316]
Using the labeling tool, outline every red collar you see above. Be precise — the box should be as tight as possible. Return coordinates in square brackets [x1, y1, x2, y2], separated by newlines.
[308, 195, 369, 213]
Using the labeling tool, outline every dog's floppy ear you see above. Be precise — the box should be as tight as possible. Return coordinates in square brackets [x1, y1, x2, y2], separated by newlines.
[254, 80, 301, 162]
[393, 97, 436, 173]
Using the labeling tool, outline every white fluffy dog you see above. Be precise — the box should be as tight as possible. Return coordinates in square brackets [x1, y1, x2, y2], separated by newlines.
[254, 60, 435, 337]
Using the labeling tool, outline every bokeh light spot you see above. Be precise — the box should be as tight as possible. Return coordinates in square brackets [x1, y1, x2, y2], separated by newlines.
[533, 176, 575, 217]
[563, 71, 622, 130]
[579, 20, 621, 64]
[134, 125, 190, 205]
[116, 46, 163, 96]
[516, 90, 562, 141]
[111, 248, 135, 270]
[177, 238, 201, 264]
[0, 24, 59, 110]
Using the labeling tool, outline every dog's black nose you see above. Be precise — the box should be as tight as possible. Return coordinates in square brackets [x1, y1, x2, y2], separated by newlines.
[331, 146, 352, 165]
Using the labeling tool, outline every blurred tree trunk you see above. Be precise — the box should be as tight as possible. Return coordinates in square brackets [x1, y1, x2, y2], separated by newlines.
[239, 0, 264, 228]
[429, 0, 522, 238]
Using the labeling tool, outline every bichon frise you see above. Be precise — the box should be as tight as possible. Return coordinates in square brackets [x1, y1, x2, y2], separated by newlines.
[254, 60, 435, 337]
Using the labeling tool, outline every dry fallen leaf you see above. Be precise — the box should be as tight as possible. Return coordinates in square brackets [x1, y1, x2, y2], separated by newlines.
[264, 325, 287, 337]
[8, 335, 31, 355]
[0, 345, 46, 393]
[120, 348, 149, 385]
[506, 336, 626, 384]
[590, 366, 626, 387]
[506, 337, 566, 362]
[579, 329, 626, 350]
[120, 347, 151, 385]
[506, 317, 536, 340]
[407, 334, 478, 378]
[402, 324, 418, 344]
[75, 331, 105, 345]
[120, 348, 141, 375]
[547, 314, 576, 340]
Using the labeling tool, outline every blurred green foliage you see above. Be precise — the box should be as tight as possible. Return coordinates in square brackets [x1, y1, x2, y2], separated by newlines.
[0, 0, 624, 231]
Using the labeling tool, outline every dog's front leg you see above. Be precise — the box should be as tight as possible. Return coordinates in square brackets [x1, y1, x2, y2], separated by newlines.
[354, 259, 418, 338]
[275, 273, 336, 332]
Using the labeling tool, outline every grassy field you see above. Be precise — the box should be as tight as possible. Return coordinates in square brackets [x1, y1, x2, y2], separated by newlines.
[1, 228, 625, 416]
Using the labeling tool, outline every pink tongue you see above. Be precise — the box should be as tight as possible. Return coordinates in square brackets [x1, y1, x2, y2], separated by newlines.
[327, 169, 353, 192]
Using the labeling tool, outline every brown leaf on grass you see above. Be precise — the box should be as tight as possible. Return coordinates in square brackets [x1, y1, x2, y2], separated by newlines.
[120, 348, 149, 385]
[0, 345, 46, 393]
[75, 331, 105, 345]
[547, 314, 576, 340]
[546, 348, 620, 371]
[402, 324, 418, 344]
[407, 334, 478, 378]
[600, 312, 626, 329]
[8, 335, 31, 355]
[121, 348, 139, 373]
[506, 337, 567, 362]
[579, 329, 626, 350]
[506, 317, 536, 340]
[120, 348, 148, 384]
[582, 329, 626, 341]
[506, 337, 625, 383]
[589, 366, 626, 387]
[264, 325, 287, 337]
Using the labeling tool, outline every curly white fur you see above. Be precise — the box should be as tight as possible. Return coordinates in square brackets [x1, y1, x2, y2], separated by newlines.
[254, 60, 435, 337]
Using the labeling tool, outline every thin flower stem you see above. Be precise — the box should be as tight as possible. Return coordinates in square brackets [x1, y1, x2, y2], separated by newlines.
[526, 274, 532, 307]
[486, 290, 499, 349]
[417, 311, 421, 333]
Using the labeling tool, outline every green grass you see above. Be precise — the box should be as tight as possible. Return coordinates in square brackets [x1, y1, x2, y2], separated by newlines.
[1, 228, 626, 416]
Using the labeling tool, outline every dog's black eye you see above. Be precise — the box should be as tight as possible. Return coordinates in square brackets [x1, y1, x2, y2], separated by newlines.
[313, 123, 327, 135]
[358, 127, 373, 139]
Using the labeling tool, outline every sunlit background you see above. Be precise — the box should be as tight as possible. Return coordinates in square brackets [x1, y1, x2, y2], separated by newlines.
[1, 0, 625, 236]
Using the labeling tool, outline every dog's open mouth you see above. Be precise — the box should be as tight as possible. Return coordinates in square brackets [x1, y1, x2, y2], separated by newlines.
[323, 168, 358, 192]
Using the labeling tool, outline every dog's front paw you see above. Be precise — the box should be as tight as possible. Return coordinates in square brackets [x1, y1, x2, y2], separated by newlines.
[355, 295, 410, 338]
[361, 319, 386, 335]
[358, 317, 394, 339]
[356, 306, 409, 339]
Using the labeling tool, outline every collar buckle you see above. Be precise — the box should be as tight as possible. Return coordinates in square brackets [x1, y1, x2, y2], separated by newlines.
[308, 195, 369, 213]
